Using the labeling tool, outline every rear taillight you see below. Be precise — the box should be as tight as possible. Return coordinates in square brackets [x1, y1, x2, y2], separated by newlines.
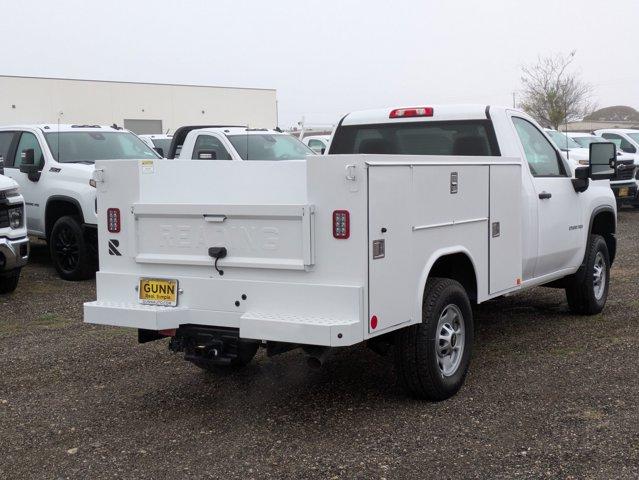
[332, 210, 350, 239]
[389, 107, 434, 118]
[107, 208, 121, 233]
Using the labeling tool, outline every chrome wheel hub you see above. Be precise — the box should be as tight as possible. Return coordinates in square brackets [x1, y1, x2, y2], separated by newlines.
[593, 251, 606, 301]
[436, 304, 465, 377]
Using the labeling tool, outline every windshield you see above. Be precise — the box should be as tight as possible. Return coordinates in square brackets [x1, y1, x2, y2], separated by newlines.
[546, 131, 581, 150]
[227, 134, 314, 160]
[572, 136, 606, 148]
[151, 138, 172, 155]
[45, 132, 159, 163]
[627, 133, 639, 144]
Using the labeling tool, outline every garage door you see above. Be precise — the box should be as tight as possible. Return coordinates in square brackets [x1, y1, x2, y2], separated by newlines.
[123, 119, 163, 135]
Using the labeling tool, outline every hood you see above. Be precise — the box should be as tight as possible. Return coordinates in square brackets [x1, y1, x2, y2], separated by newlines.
[0, 174, 19, 192]
[52, 162, 95, 179]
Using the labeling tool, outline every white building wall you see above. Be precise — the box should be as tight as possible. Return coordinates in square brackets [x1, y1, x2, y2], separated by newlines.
[0, 76, 277, 132]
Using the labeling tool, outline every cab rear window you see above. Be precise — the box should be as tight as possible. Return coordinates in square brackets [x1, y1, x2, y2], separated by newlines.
[329, 120, 500, 156]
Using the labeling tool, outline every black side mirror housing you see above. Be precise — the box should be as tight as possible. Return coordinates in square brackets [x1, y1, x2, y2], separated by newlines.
[589, 142, 617, 180]
[19, 148, 42, 181]
[0, 156, 4, 175]
[197, 150, 217, 160]
[572, 166, 590, 193]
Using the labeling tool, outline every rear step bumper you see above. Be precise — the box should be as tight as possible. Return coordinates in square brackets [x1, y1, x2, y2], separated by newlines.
[84, 301, 362, 347]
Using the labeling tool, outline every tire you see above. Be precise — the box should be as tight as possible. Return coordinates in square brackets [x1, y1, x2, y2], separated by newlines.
[191, 341, 259, 372]
[394, 277, 474, 401]
[565, 234, 610, 315]
[0, 268, 21, 294]
[49, 215, 96, 281]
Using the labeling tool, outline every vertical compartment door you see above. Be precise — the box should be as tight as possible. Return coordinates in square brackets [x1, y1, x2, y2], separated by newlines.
[368, 166, 413, 333]
[489, 164, 522, 294]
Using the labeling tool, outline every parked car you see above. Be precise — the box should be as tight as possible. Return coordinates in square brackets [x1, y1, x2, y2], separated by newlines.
[567, 132, 609, 148]
[0, 173, 28, 293]
[545, 129, 636, 204]
[139, 134, 172, 158]
[85, 104, 617, 401]
[173, 126, 315, 161]
[0, 124, 160, 280]
[593, 129, 639, 207]
[302, 135, 331, 154]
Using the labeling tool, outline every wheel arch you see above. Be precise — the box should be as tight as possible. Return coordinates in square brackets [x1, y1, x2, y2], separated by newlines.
[45, 196, 84, 240]
[417, 248, 479, 311]
[588, 206, 616, 265]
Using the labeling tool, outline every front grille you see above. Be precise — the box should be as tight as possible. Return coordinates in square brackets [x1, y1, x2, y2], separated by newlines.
[616, 160, 635, 181]
[0, 205, 9, 228]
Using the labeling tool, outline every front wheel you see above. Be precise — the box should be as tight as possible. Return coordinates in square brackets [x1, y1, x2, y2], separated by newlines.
[49, 215, 96, 281]
[0, 268, 21, 294]
[565, 234, 610, 315]
[394, 277, 474, 401]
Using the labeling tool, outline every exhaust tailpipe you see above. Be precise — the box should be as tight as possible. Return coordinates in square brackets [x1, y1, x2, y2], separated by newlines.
[304, 347, 330, 369]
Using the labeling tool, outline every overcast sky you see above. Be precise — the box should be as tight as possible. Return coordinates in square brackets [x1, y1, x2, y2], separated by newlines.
[1, 0, 638, 128]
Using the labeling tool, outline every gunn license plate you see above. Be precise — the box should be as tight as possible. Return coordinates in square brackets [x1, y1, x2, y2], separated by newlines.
[619, 187, 629, 198]
[138, 278, 178, 306]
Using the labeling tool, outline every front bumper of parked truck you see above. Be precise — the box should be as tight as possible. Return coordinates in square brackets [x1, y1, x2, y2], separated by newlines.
[0, 236, 29, 272]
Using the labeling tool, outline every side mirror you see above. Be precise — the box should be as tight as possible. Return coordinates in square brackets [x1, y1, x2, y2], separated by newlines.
[572, 166, 590, 193]
[197, 150, 217, 160]
[320, 147, 326, 155]
[0, 155, 4, 175]
[154, 147, 164, 157]
[589, 142, 616, 180]
[19, 149, 42, 181]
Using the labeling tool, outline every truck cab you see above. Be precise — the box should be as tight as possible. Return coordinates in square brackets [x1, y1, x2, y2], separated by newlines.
[176, 127, 315, 161]
[85, 104, 617, 401]
[0, 124, 160, 280]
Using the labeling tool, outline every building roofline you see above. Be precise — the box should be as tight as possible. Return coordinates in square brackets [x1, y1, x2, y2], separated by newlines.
[0, 74, 276, 93]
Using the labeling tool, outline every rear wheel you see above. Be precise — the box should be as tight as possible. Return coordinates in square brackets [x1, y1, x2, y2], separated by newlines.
[0, 268, 21, 294]
[565, 234, 610, 315]
[49, 215, 96, 281]
[395, 277, 474, 401]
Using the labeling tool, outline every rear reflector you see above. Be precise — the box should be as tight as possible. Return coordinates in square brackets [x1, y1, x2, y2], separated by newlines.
[107, 208, 121, 233]
[389, 107, 434, 118]
[333, 210, 350, 239]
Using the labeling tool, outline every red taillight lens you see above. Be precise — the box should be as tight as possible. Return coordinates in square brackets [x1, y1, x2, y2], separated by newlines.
[332, 210, 350, 239]
[107, 208, 121, 233]
[389, 107, 434, 118]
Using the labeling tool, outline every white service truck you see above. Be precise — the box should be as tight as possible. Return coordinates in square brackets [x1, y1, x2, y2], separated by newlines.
[84, 105, 619, 400]
[0, 125, 160, 280]
[0, 173, 28, 293]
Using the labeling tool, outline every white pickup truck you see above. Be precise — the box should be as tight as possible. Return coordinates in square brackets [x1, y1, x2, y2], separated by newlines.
[0, 124, 160, 280]
[0, 173, 28, 293]
[168, 126, 315, 161]
[84, 105, 618, 400]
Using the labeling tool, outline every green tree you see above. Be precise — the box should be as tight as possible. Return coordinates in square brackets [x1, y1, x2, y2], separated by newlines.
[520, 51, 595, 129]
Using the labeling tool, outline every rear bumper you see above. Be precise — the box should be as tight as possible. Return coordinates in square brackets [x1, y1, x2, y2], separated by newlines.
[84, 272, 364, 347]
[0, 236, 29, 271]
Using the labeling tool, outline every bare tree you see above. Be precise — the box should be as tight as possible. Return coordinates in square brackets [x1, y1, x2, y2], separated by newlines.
[519, 51, 595, 129]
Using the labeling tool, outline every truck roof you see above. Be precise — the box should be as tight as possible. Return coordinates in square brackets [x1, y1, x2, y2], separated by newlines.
[594, 128, 639, 134]
[194, 127, 288, 136]
[340, 104, 500, 126]
[0, 124, 128, 133]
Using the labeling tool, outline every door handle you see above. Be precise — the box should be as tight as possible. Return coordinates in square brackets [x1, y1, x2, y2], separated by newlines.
[538, 191, 552, 199]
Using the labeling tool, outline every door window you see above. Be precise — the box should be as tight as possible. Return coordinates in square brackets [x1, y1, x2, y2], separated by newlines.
[13, 132, 44, 168]
[192, 135, 232, 160]
[0, 132, 16, 166]
[308, 139, 325, 153]
[512, 117, 565, 177]
[601, 133, 636, 153]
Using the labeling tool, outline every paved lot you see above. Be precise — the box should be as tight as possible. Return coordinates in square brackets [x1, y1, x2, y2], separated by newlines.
[1, 211, 638, 480]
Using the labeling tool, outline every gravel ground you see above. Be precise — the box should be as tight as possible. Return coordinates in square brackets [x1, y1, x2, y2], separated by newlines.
[1, 211, 638, 480]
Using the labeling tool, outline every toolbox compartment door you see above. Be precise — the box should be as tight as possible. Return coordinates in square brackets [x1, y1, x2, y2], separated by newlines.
[367, 165, 413, 333]
[133, 203, 315, 270]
